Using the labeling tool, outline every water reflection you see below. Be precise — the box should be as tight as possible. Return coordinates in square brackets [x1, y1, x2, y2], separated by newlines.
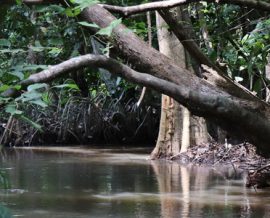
[0, 148, 270, 217]
[151, 161, 270, 218]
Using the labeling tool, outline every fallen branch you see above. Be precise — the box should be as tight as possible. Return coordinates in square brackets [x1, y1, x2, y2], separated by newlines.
[100, 0, 270, 16]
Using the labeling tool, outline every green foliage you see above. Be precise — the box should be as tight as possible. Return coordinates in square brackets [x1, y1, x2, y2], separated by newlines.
[78, 21, 99, 28]
[5, 104, 23, 116]
[54, 83, 80, 90]
[71, 0, 99, 11]
[191, 3, 270, 96]
[97, 19, 122, 36]
[65, 0, 99, 17]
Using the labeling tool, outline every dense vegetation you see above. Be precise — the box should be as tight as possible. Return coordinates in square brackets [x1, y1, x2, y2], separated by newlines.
[1, 0, 270, 153]
[0, 1, 160, 145]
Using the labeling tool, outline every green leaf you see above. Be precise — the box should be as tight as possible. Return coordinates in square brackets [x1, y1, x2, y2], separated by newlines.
[0, 85, 10, 92]
[78, 21, 99, 28]
[27, 83, 48, 92]
[21, 64, 48, 71]
[18, 92, 43, 102]
[97, 19, 122, 37]
[15, 0, 22, 5]
[72, 0, 99, 11]
[16, 92, 48, 108]
[97, 27, 113, 36]
[0, 49, 25, 54]
[8, 71, 24, 80]
[64, 8, 81, 17]
[14, 85, 21, 90]
[54, 84, 79, 90]
[48, 47, 62, 57]
[30, 99, 48, 108]
[5, 104, 23, 116]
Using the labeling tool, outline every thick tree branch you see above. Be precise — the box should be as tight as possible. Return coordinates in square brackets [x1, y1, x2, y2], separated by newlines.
[100, 0, 270, 16]
[5, 0, 270, 13]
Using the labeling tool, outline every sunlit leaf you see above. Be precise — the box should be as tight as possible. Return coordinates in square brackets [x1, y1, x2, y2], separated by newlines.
[64, 8, 80, 17]
[18, 92, 43, 102]
[78, 21, 99, 28]
[48, 47, 62, 57]
[234, 76, 243, 82]
[54, 84, 80, 90]
[27, 83, 48, 92]
[72, 0, 99, 11]
[97, 19, 122, 36]
[0, 85, 10, 92]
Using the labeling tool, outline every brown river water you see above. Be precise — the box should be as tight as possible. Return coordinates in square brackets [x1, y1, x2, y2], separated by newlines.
[0, 147, 270, 218]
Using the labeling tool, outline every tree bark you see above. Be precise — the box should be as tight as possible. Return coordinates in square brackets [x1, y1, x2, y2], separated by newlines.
[151, 11, 187, 158]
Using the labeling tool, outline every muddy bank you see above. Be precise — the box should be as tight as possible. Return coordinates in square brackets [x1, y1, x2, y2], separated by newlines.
[172, 142, 270, 188]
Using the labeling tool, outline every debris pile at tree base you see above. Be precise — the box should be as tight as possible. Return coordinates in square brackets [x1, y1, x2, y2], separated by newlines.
[171, 142, 270, 188]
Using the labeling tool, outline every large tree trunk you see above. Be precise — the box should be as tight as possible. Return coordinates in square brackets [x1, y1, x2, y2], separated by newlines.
[151, 11, 189, 158]
[151, 10, 208, 159]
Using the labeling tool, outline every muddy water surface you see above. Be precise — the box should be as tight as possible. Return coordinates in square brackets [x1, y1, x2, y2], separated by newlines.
[0, 147, 270, 217]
